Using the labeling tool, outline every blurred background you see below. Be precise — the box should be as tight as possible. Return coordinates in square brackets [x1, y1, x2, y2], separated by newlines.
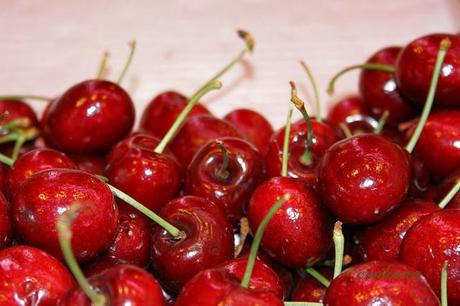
[1, 0, 459, 127]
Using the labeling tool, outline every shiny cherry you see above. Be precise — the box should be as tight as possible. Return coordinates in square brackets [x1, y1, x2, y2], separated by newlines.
[326, 95, 368, 131]
[0, 192, 10, 250]
[69, 153, 106, 175]
[0, 99, 39, 131]
[291, 268, 332, 303]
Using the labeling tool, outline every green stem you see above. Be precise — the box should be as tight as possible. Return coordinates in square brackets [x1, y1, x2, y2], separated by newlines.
[214, 140, 230, 181]
[284, 302, 323, 306]
[333, 221, 344, 278]
[96, 51, 110, 79]
[305, 267, 331, 287]
[374, 110, 389, 134]
[56, 204, 106, 306]
[300, 61, 322, 122]
[0, 118, 31, 132]
[339, 123, 352, 138]
[116, 41, 136, 84]
[438, 179, 460, 209]
[11, 134, 26, 161]
[241, 194, 290, 288]
[281, 104, 293, 177]
[107, 183, 183, 238]
[327, 63, 395, 95]
[405, 38, 451, 153]
[0, 153, 14, 166]
[154, 80, 222, 154]
[0, 95, 51, 101]
[441, 260, 448, 306]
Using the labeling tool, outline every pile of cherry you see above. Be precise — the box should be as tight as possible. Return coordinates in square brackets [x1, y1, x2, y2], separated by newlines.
[0, 30, 459, 306]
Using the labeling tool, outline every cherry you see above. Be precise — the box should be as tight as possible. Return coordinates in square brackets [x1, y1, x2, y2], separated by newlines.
[69, 153, 106, 175]
[11, 168, 119, 262]
[435, 168, 460, 208]
[291, 268, 332, 303]
[6, 148, 78, 197]
[0, 99, 39, 132]
[396, 33, 460, 107]
[352, 200, 440, 262]
[318, 134, 411, 224]
[0, 192, 11, 250]
[326, 95, 368, 132]
[151, 196, 234, 293]
[399, 209, 460, 305]
[184, 137, 265, 223]
[323, 261, 439, 305]
[224, 108, 274, 155]
[0, 245, 75, 305]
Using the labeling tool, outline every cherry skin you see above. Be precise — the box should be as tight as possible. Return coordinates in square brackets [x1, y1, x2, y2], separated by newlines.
[352, 200, 440, 262]
[12, 168, 119, 262]
[326, 95, 368, 130]
[223, 108, 274, 155]
[184, 137, 265, 223]
[291, 267, 332, 303]
[69, 153, 106, 176]
[169, 114, 242, 167]
[399, 209, 460, 305]
[318, 134, 411, 224]
[0, 192, 11, 250]
[42, 80, 135, 154]
[0, 99, 39, 131]
[174, 268, 283, 306]
[323, 261, 439, 305]
[434, 168, 460, 208]
[265, 119, 338, 188]
[151, 196, 234, 293]
[247, 176, 332, 267]
[396, 33, 460, 107]
[139, 90, 211, 139]
[59, 264, 165, 306]
[0, 245, 75, 305]
[404, 110, 460, 178]
[359, 46, 416, 125]
[7, 148, 78, 198]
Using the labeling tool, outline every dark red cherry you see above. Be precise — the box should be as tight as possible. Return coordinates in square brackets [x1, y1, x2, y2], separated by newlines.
[83, 257, 122, 278]
[247, 176, 332, 267]
[224, 108, 274, 155]
[319, 134, 411, 224]
[323, 261, 439, 305]
[396, 33, 460, 107]
[326, 95, 368, 130]
[0, 245, 75, 305]
[12, 169, 119, 262]
[184, 137, 265, 223]
[139, 90, 211, 139]
[0, 192, 11, 250]
[359, 46, 416, 125]
[291, 268, 332, 303]
[151, 196, 234, 293]
[435, 168, 460, 208]
[399, 209, 460, 305]
[7, 148, 78, 197]
[405, 110, 460, 178]
[169, 114, 242, 167]
[174, 268, 283, 306]
[59, 264, 165, 306]
[0, 99, 39, 131]
[353, 200, 440, 262]
[69, 153, 106, 175]
[42, 80, 135, 153]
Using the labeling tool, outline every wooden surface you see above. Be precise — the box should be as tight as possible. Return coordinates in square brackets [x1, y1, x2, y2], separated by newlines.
[1, 0, 459, 128]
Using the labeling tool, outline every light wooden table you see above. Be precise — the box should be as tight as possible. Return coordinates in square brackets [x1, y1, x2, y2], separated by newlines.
[1, 0, 459, 128]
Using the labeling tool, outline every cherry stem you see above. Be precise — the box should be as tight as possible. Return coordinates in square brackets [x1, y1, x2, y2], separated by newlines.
[96, 51, 110, 79]
[241, 194, 290, 288]
[441, 260, 448, 306]
[300, 61, 322, 122]
[0, 152, 13, 166]
[405, 38, 451, 153]
[305, 267, 331, 287]
[116, 40, 136, 85]
[290, 81, 314, 166]
[339, 123, 353, 138]
[438, 179, 460, 209]
[234, 217, 250, 258]
[327, 63, 395, 95]
[0, 117, 31, 132]
[154, 79, 222, 154]
[214, 140, 230, 181]
[333, 221, 344, 278]
[11, 134, 26, 161]
[281, 103, 294, 177]
[107, 183, 183, 238]
[374, 110, 389, 134]
[284, 302, 323, 306]
[56, 204, 106, 306]
[0, 95, 51, 101]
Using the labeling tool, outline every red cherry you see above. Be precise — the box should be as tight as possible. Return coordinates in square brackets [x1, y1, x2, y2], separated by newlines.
[396, 33, 460, 107]
[184, 137, 265, 223]
[323, 261, 439, 305]
[399, 209, 460, 305]
[353, 200, 439, 262]
[0, 192, 11, 250]
[291, 268, 332, 303]
[326, 95, 368, 131]
[42, 80, 135, 153]
[319, 134, 411, 224]
[12, 169, 119, 262]
[151, 196, 234, 293]
[435, 168, 460, 209]
[223, 108, 274, 155]
[0, 245, 75, 305]
[106, 132, 164, 165]
[0, 99, 39, 130]
[247, 176, 332, 267]
[140, 91, 211, 138]
[69, 153, 106, 175]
